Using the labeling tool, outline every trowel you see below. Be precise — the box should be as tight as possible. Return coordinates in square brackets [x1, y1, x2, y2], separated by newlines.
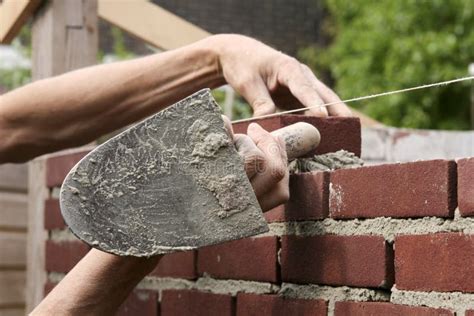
[60, 89, 320, 257]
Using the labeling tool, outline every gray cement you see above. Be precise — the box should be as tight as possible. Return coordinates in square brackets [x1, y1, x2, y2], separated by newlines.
[265, 211, 474, 243]
[289, 150, 364, 173]
[391, 287, 474, 314]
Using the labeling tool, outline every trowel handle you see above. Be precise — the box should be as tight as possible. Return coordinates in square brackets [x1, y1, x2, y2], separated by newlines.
[270, 122, 320, 160]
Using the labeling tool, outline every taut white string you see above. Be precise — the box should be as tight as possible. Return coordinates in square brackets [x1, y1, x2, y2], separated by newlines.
[231, 75, 474, 123]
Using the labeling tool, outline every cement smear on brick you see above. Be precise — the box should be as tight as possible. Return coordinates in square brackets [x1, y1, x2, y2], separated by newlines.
[266, 214, 474, 242]
[279, 283, 389, 316]
[391, 287, 474, 314]
[289, 150, 363, 173]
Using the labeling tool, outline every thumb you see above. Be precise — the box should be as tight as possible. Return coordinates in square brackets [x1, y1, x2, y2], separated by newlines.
[239, 77, 276, 117]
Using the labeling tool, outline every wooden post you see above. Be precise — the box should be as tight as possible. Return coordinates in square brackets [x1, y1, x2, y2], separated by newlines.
[26, 0, 98, 312]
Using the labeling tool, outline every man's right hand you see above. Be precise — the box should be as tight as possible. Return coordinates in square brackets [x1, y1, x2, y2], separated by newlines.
[224, 117, 289, 211]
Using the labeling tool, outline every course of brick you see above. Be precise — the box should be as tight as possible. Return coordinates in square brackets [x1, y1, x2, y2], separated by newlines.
[329, 159, 457, 219]
[40, 116, 474, 315]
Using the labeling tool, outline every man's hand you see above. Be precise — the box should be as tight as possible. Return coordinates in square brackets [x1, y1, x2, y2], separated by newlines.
[224, 117, 289, 211]
[207, 34, 352, 117]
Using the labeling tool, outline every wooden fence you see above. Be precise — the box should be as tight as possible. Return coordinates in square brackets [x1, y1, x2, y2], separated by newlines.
[0, 163, 28, 316]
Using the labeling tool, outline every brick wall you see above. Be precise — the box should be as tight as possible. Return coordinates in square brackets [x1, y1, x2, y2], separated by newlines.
[42, 116, 474, 315]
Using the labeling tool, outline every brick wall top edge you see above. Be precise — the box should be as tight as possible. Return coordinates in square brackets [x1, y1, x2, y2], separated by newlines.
[329, 159, 457, 219]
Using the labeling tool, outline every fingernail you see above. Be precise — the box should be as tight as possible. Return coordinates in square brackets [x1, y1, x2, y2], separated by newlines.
[247, 123, 262, 133]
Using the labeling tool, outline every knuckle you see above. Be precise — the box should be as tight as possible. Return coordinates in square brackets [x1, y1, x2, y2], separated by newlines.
[248, 154, 266, 173]
[279, 56, 299, 72]
[235, 74, 255, 92]
[270, 165, 286, 183]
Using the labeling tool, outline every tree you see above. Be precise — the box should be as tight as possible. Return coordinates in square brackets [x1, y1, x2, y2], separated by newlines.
[300, 0, 474, 130]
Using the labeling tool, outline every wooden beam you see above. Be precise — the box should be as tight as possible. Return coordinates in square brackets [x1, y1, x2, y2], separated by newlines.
[98, 0, 210, 50]
[26, 0, 98, 312]
[0, 0, 41, 44]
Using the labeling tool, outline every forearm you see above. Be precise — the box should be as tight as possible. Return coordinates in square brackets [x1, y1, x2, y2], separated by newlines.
[0, 37, 224, 163]
[32, 249, 161, 315]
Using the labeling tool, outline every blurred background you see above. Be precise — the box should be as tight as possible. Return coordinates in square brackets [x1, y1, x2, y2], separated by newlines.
[1, 0, 473, 129]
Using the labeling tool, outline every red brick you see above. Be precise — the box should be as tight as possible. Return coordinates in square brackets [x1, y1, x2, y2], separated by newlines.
[236, 293, 327, 316]
[161, 290, 233, 316]
[329, 159, 457, 219]
[395, 233, 474, 293]
[335, 301, 453, 316]
[263, 204, 287, 222]
[232, 115, 361, 157]
[281, 235, 393, 288]
[45, 240, 90, 273]
[44, 198, 66, 230]
[117, 290, 158, 316]
[197, 236, 278, 283]
[265, 171, 329, 222]
[46, 150, 90, 188]
[458, 158, 474, 216]
[150, 250, 197, 279]
[466, 310, 474, 316]
[44, 281, 57, 296]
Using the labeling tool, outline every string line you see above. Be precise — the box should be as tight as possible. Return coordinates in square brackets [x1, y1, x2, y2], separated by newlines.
[231, 75, 474, 123]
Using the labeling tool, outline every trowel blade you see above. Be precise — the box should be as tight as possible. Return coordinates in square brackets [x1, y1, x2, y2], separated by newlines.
[60, 89, 269, 257]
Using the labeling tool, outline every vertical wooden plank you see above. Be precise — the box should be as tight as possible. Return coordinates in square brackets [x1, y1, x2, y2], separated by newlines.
[25, 160, 47, 313]
[27, 0, 98, 312]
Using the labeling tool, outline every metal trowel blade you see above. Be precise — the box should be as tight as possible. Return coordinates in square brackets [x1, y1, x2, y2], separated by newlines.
[60, 89, 269, 257]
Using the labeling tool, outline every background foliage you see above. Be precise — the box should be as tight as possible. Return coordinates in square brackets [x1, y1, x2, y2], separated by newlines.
[299, 0, 474, 130]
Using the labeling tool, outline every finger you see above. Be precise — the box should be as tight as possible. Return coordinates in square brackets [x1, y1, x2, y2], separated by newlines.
[277, 59, 328, 117]
[301, 65, 352, 117]
[233, 134, 265, 179]
[237, 76, 276, 117]
[221, 115, 234, 139]
[255, 174, 290, 212]
[247, 124, 288, 197]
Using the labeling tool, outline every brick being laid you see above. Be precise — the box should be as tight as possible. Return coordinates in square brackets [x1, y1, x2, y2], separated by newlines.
[329, 159, 457, 219]
[232, 115, 361, 156]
